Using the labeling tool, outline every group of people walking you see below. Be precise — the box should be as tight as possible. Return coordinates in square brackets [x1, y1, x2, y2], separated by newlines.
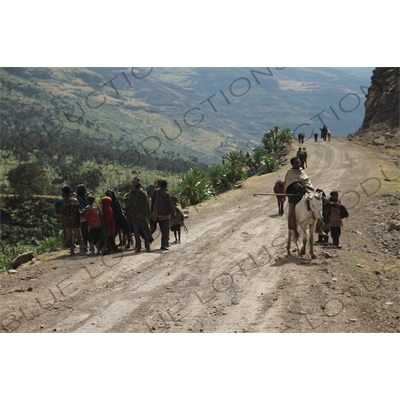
[56, 178, 186, 256]
[56, 124, 340, 257]
[314, 125, 332, 142]
[300, 126, 332, 143]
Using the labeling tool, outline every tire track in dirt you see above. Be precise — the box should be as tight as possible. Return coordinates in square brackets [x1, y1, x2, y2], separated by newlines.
[69, 139, 355, 333]
[1, 138, 382, 333]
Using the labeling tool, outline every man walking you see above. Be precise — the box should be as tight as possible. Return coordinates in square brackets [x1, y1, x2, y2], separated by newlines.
[320, 125, 328, 141]
[124, 177, 153, 253]
[151, 180, 175, 250]
[58, 185, 87, 256]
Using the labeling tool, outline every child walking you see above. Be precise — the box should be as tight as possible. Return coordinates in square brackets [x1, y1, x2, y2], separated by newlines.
[170, 196, 185, 244]
[101, 196, 117, 254]
[82, 196, 104, 256]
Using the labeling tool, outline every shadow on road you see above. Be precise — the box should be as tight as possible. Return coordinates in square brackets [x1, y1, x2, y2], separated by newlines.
[272, 254, 324, 267]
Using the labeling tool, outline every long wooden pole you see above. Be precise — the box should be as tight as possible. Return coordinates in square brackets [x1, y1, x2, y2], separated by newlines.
[253, 193, 301, 197]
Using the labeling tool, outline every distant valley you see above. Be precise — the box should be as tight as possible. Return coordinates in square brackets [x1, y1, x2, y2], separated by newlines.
[1, 67, 373, 165]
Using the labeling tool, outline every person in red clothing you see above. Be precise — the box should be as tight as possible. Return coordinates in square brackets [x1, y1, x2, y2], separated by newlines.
[102, 196, 117, 254]
[82, 196, 104, 256]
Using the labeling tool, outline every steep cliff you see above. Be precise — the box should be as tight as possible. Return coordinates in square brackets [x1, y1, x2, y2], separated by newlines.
[360, 67, 399, 132]
[349, 67, 400, 154]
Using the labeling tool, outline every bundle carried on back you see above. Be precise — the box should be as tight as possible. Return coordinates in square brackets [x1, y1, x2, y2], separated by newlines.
[170, 203, 188, 233]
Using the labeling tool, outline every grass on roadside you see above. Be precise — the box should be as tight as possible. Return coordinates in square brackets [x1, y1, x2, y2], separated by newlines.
[0, 235, 63, 273]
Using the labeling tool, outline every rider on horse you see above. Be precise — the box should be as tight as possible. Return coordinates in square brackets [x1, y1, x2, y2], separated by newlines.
[284, 157, 314, 237]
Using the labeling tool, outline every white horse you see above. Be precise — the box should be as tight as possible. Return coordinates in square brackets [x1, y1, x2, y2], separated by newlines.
[284, 191, 324, 259]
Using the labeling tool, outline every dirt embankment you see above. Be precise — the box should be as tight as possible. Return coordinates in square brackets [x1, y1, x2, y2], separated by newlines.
[1, 137, 399, 333]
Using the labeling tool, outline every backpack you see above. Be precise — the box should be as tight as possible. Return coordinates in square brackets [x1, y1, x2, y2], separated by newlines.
[340, 205, 349, 219]
[54, 198, 62, 216]
[58, 198, 80, 225]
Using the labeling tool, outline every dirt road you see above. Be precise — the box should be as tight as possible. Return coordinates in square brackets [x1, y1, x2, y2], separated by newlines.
[1, 137, 399, 333]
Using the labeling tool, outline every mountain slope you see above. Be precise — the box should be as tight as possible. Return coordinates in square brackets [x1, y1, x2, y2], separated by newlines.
[1, 67, 373, 167]
[89, 67, 373, 138]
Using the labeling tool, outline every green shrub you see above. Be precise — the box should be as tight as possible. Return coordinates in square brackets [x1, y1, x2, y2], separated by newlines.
[207, 165, 230, 191]
[177, 167, 213, 206]
[261, 126, 293, 154]
[7, 162, 49, 198]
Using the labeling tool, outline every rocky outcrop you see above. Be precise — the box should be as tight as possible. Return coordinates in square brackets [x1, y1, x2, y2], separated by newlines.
[9, 251, 35, 269]
[359, 68, 399, 133]
[388, 221, 400, 231]
[349, 68, 399, 153]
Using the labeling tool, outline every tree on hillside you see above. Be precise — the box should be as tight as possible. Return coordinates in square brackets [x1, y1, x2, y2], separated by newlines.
[208, 165, 228, 190]
[223, 151, 246, 183]
[7, 162, 49, 198]
[252, 147, 268, 166]
[115, 181, 134, 197]
[261, 126, 293, 153]
[52, 167, 104, 193]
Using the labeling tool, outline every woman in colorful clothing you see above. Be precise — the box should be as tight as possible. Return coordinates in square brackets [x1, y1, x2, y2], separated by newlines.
[106, 189, 130, 249]
[82, 195, 105, 256]
[101, 196, 117, 254]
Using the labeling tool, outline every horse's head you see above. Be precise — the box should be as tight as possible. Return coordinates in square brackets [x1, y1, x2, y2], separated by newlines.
[306, 191, 324, 223]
